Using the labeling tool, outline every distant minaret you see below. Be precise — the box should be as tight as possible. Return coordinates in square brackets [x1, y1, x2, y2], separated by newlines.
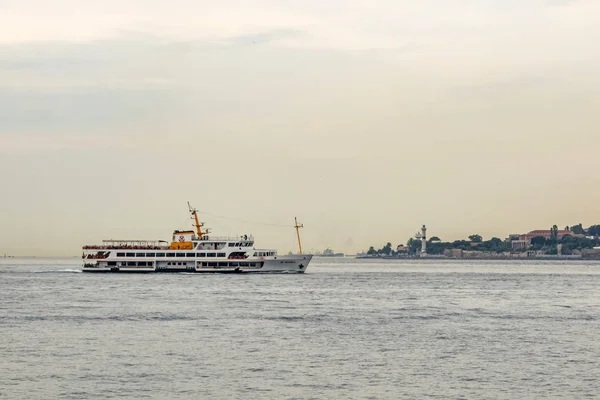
[421, 225, 427, 255]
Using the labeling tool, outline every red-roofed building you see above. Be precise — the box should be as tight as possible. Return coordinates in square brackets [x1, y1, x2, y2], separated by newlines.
[519, 230, 584, 242]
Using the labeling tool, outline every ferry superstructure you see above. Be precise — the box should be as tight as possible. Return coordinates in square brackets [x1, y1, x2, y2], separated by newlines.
[81, 204, 312, 273]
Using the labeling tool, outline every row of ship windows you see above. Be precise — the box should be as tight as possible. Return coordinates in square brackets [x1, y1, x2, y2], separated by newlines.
[107, 261, 261, 267]
[200, 262, 261, 267]
[108, 261, 193, 267]
[113, 252, 275, 257]
[108, 261, 154, 266]
[196, 242, 254, 250]
[116, 252, 227, 258]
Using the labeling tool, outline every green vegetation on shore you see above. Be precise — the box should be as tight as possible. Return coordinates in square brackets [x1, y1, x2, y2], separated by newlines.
[365, 224, 600, 256]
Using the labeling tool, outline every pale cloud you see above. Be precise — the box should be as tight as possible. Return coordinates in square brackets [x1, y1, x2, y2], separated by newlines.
[1, 0, 598, 50]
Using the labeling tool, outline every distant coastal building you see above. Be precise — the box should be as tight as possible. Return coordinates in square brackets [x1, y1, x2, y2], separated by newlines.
[509, 229, 586, 251]
[511, 240, 529, 250]
[518, 229, 584, 242]
[582, 248, 600, 258]
[396, 244, 408, 253]
[444, 248, 464, 258]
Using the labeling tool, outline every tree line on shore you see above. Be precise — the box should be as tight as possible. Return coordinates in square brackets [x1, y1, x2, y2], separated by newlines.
[366, 224, 600, 256]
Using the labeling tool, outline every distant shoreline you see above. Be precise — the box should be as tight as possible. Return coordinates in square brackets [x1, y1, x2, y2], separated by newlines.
[355, 256, 600, 262]
[1, 255, 79, 259]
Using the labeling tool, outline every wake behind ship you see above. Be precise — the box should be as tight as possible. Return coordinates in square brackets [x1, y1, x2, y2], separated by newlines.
[81, 203, 312, 273]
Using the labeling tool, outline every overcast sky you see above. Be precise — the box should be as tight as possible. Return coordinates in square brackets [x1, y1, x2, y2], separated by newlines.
[1, 0, 599, 255]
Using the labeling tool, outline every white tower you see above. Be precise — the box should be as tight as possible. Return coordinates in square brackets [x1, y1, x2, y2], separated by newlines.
[415, 225, 427, 256]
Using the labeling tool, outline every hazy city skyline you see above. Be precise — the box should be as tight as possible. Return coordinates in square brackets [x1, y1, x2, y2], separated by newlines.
[1, 1, 599, 255]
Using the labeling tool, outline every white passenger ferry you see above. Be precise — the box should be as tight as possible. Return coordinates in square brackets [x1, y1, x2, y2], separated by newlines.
[82, 204, 312, 273]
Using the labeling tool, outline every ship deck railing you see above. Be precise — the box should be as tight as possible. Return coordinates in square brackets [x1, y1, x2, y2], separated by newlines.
[84, 254, 109, 259]
[83, 240, 170, 250]
[199, 235, 254, 242]
[83, 245, 171, 250]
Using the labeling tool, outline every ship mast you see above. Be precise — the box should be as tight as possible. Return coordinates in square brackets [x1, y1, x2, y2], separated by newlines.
[188, 202, 209, 238]
[294, 217, 304, 255]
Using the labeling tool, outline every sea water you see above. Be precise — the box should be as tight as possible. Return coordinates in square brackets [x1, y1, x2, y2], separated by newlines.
[1, 257, 599, 399]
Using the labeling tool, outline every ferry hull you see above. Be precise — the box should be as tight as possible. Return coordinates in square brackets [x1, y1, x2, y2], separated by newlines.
[82, 255, 312, 274]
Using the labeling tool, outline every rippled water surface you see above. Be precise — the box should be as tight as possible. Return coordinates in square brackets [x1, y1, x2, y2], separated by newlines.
[1, 257, 599, 399]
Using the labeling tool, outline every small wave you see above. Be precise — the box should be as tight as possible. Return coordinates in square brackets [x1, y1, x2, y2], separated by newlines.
[12, 312, 201, 323]
[105, 313, 200, 322]
[265, 313, 334, 322]
[35, 269, 82, 274]
[265, 316, 305, 321]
